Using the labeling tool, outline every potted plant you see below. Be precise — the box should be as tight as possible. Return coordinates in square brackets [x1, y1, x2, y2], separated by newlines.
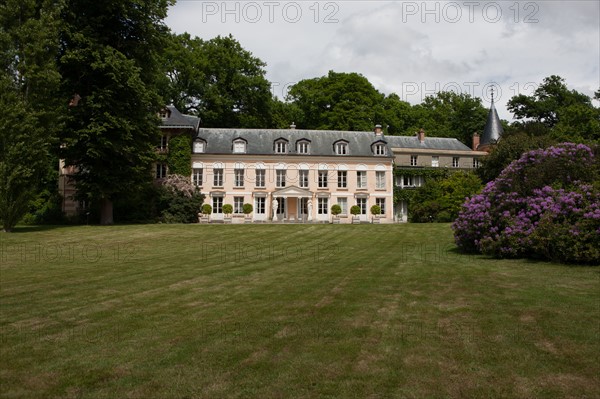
[331, 204, 342, 224]
[370, 205, 382, 223]
[200, 203, 212, 223]
[222, 204, 233, 223]
[350, 205, 361, 224]
[243, 203, 253, 223]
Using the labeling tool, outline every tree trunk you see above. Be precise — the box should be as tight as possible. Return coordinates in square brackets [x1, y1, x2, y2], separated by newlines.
[99, 197, 114, 225]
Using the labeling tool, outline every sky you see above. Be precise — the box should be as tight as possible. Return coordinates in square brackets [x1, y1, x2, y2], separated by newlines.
[166, 0, 600, 121]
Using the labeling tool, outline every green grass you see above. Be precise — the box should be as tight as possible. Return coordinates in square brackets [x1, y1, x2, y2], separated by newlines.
[1, 224, 598, 398]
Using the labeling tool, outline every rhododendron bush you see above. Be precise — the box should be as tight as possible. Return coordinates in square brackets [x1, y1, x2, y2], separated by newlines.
[453, 143, 600, 264]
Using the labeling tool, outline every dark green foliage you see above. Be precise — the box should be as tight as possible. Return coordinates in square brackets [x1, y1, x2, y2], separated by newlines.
[242, 203, 253, 214]
[409, 171, 482, 223]
[331, 204, 342, 216]
[157, 175, 204, 223]
[201, 204, 212, 215]
[350, 205, 361, 216]
[0, 0, 63, 231]
[161, 33, 273, 128]
[507, 75, 600, 142]
[222, 204, 233, 215]
[59, 0, 172, 225]
[476, 132, 557, 182]
[167, 134, 192, 176]
[113, 182, 160, 223]
[370, 205, 381, 216]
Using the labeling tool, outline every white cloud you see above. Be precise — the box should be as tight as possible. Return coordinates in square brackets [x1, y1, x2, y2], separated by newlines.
[166, 0, 600, 120]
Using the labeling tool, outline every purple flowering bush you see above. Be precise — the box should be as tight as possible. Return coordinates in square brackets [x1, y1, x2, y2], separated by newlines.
[453, 143, 600, 264]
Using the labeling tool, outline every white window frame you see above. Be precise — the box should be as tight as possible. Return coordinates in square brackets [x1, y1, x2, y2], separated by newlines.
[255, 169, 265, 188]
[255, 197, 266, 214]
[337, 171, 347, 188]
[374, 144, 386, 156]
[335, 142, 348, 155]
[453, 157, 460, 168]
[159, 135, 168, 150]
[276, 169, 286, 188]
[296, 141, 309, 154]
[376, 171, 386, 189]
[234, 168, 244, 187]
[299, 170, 309, 188]
[318, 171, 328, 188]
[233, 140, 246, 154]
[193, 140, 205, 153]
[473, 158, 480, 168]
[338, 197, 348, 215]
[213, 168, 223, 187]
[234, 196, 244, 214]
[357, 171, 367, 189]
[317, 198, 328, 214]
[376, 198, 386, 215]
[431, 156, 439, 167]
[410, 155, 418, 166]
[274, 140, 288, 154]
[156, 163, 167, 179]
[192, 168, 203, 186]
[357, 198, 367, 215]
[212, 197, 223, 214]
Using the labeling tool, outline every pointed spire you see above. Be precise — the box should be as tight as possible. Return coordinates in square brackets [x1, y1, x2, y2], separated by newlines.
[480, 87, 503, 148]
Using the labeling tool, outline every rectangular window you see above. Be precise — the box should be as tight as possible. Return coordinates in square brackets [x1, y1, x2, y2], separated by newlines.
[337, 171, 347, 188]
[234, 196, 244, 214]
[431, 156, 439, 167]
[338, 197, 348, 214]
[275, 141, 287, 154]
[376, 198, 386, 215]
[403, 176, 414, 187]
[357, 198, 367, 214]
[234, 168, 244, 187]
[318, 171, 328, 188]
[255, 169, 265, 187]
[212, 197, 223, 214]
[192, 168, 203, 186]
[336, 143, 348, 155]
[255, 197, 265, 214]
[299, 170, 309, 188]
[233, 141, 245, 153]
[297, 142, 309, 154]
[213, 168, 223, 186]
[376, 171, 386, 189]
[473, 158, 480, 168]
[318, 198, 328, 214]
[410, 155, 418, 166]
[193, 141, 204, 153]
[357, 171, 367, 189]
[276, 169, 286, 188]
[453, 157, 460, 168]
[277, 198, 286, 215]
[156, 163, 167, 179]
[299, 198, 308, 215]
[375, 144, 386, 155]
[159, 135, 168, 150]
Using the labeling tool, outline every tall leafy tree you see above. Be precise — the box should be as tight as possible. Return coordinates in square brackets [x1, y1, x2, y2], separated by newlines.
[507, 75, 600, 142]
[59, 0, 172, 225]
[161, 33, 273, 128]
[285, 71, 385, 131]
[0, 0, 62, 232]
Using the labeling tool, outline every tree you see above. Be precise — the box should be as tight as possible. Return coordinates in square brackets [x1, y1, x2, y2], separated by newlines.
[58, 0, 172, 225]
[161, 33, 273, 128]
[507, 75, 600, 142]
[285, 71, 385, 131]
[0, 0, 62, 232]
[409, 91, 489, 145]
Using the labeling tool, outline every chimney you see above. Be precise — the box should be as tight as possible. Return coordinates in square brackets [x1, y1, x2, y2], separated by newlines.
[374, 124, 383, 136]
[290, 122, 296, 130]
[417, 128, 425, 143]
[472, 133, 480, 151]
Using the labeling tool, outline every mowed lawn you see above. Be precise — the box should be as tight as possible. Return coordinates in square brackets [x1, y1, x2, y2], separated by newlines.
[0, 224, 598, 399]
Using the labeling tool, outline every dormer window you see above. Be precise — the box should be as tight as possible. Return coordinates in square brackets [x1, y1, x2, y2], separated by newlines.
[232, 138, 247, 154]
[296, 140, 310, 154]
[373, 143, 387, 156]
[159, 109, 170, 119]
[193, 139, 205, 153]
[274, 139, 288, 154]
[334, 141, 349, 155]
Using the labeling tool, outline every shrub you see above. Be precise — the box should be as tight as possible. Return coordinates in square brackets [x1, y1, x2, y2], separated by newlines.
[350, 205, 361, 216]
[157, 174, 204, 223]
[243, 203, 253, 214]
[222, 204, 233, 215]
[201, 203, 212, 215]
[331, 204, 342, 216]
[370, 205, 381, 216]
[453, 143, 600, 264]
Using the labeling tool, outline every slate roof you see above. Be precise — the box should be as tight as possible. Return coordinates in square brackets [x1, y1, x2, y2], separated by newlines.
[160, 106, 200, 130]
[480, 100, 504, 146]
[194, 128, 393, 158]
[385, 135, 473, 152]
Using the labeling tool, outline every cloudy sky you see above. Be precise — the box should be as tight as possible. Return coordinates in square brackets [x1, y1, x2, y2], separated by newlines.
[166, 1, 600, 120]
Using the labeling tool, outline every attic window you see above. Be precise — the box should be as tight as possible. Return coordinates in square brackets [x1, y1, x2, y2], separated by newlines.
[233, 139, 246, 154]
[334, 141, 348, 155]
[159, 109, 170, 119]
[193, 140, 205, 153]
[274, 139, 288, 154]
[373, 144, 387, 156]
[296, 140, 310, 154]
